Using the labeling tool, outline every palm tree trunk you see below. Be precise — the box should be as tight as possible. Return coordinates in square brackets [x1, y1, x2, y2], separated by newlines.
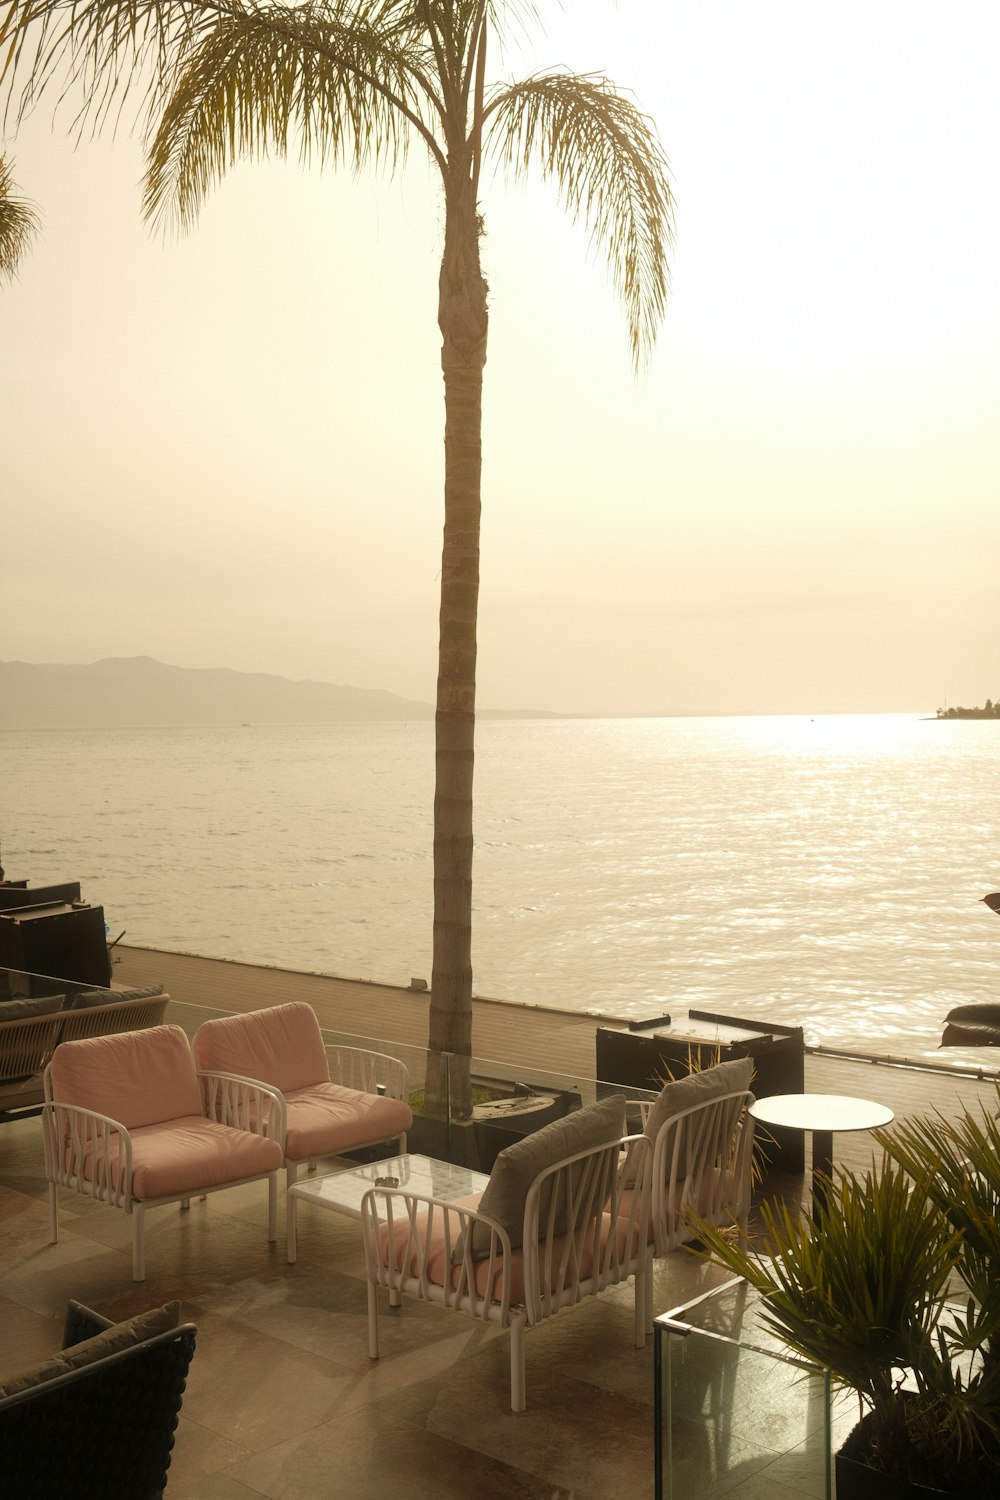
[425, 163, 488, 1118]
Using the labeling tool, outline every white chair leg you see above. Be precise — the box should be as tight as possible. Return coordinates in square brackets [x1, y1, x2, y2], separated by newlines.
[180, 1198, 191, 1211]
[286, 1161, 299, 1191]
[48, 1182, 59, 1244]
[510, 1311, 527, 1412]
[398, 1131, 407, 1154]
[132, 1206, 146, 1282]
[267, 1173, 277, 1243]
[308, 1159, 318, 1174]
[367, 1282, 380, 1360]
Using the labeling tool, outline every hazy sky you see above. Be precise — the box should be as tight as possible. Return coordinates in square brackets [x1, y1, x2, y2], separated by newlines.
[3, 0, 998, 716]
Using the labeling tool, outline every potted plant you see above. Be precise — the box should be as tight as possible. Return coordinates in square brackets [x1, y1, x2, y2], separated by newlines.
[693, 1087, 1000, 1499]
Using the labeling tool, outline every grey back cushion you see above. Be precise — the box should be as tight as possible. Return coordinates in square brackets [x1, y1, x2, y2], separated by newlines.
[621, 1055, 754, 1187]
[64, 984, 165, 1011]
[467, 1093, 626, 1259]
[0, 994, 65, 1022]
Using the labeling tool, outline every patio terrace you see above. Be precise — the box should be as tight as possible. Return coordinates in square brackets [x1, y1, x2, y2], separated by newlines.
[2, 949, 997, 1498]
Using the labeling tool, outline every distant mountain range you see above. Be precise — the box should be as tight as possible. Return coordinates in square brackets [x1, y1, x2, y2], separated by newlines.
[0, 657, 557, 729]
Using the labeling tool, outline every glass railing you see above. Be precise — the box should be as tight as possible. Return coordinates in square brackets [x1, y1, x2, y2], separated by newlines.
[654, 1277, 842, 1500]
[164, 994, 659, 1173]
[0, 973, 658, 1165]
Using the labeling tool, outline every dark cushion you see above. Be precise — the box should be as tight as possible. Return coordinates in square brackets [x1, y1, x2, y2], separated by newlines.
[0, 994, 65, 1022]
[64, 984, 165, 1011]
[0, 1302, 181, 1398]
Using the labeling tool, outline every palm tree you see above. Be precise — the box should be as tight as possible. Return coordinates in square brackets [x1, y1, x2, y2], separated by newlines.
[1, 0, 673, 1110]
[0, 157, 39, 280]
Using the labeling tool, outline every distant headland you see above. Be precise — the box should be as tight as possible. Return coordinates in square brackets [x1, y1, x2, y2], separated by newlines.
[935, 698, 999, 720]
[0, 657, 561, 730]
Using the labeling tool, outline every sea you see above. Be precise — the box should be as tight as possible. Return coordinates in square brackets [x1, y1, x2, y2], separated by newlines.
[4, 714, 997, 1065]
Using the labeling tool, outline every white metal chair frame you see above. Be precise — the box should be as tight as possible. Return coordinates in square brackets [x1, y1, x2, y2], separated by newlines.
[42, 1066, 285, 1281]
[201, 1041, 410, 1187]
[641, 1088, 755, 1257]
[361, 1133, 653, 1411]
[199, 1041, 410, 1262]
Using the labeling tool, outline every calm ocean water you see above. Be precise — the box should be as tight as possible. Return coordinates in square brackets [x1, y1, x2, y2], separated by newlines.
[4, 715, 997, 1063]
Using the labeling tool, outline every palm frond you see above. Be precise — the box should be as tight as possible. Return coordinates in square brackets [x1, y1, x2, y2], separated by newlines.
[484, 69, 673, 369]
[141, 2, 441, 230]
[2, 0, 433, 135]
[693, 1159, 963, 1404]
[0, 155, 40, 280]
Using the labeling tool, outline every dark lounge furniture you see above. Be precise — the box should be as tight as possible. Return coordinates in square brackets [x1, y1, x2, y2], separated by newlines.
[0, 1299, 196, 1499]
[0, 985, 169, 1121]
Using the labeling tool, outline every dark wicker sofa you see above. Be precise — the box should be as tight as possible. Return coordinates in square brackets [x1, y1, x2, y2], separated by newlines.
[0, 1300, 196, 1499]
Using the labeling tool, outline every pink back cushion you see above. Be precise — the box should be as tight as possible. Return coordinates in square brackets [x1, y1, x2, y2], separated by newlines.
[193, 1003, 328, 1094]
[48, 1025, 202, 1128]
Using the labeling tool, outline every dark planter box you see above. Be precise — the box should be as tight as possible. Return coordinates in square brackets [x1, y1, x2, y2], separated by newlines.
[596, 1009, 805, 1172]
[403, 1078, 582, 1172]
[836, 1414, 989, 1500]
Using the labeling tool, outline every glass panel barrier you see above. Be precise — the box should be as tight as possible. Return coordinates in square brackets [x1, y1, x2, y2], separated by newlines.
[654, 1277, 834, 1500]
[166, 996, 658, 1170]
[2, 975, 659, 1155]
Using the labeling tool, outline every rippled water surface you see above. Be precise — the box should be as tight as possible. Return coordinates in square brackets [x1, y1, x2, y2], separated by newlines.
[5, 714, 997, 1061]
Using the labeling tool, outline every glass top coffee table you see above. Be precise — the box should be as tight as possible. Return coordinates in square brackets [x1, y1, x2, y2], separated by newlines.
[749, 1093, 894, 1222]
[286, 1152, 490, 1262]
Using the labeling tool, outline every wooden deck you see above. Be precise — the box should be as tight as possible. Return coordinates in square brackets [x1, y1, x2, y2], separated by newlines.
[117, 943, 1000, 1180]
[116, 944, 613, 1078]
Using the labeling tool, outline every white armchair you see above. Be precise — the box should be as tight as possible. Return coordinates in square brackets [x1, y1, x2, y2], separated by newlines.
[42, 1024, 285, 1280]
[361, 1097, 652, 1411]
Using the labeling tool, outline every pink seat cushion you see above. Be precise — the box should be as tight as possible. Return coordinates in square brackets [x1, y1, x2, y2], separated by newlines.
[616, 1166, 733, 1242]
[284, 1084, 412, 1161]
[378, 1204, 641, 1305]
[48, 1025, 201, 1128]
[194, 1003, 329, 1093]
[615, 1187, 656, 1243]
[67, 1115, 284, 1200]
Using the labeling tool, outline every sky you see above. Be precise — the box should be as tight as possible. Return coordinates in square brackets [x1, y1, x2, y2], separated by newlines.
[2, 0, 998, 717]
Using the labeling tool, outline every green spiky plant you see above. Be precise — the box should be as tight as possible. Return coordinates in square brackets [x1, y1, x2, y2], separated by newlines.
[0, 0, 672, 1116]
[694, 1087, 1000, 1496]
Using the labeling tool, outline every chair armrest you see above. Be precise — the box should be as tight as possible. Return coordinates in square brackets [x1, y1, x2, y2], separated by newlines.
[198, 1070, 287, 1146]
[360, 1187, 514, 1319]
[42, 1100, 135, 1206]
[615, 1133, 653, 1199]
[326, 1044, 409, 1101]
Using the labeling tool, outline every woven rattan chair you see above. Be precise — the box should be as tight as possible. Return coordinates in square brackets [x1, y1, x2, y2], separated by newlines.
[0, 1300, 196, 1499]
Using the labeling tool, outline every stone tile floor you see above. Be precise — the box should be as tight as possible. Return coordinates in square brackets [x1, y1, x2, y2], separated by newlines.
[5, 1050, 994, 1499]
[0, 1112, 754, 1500]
